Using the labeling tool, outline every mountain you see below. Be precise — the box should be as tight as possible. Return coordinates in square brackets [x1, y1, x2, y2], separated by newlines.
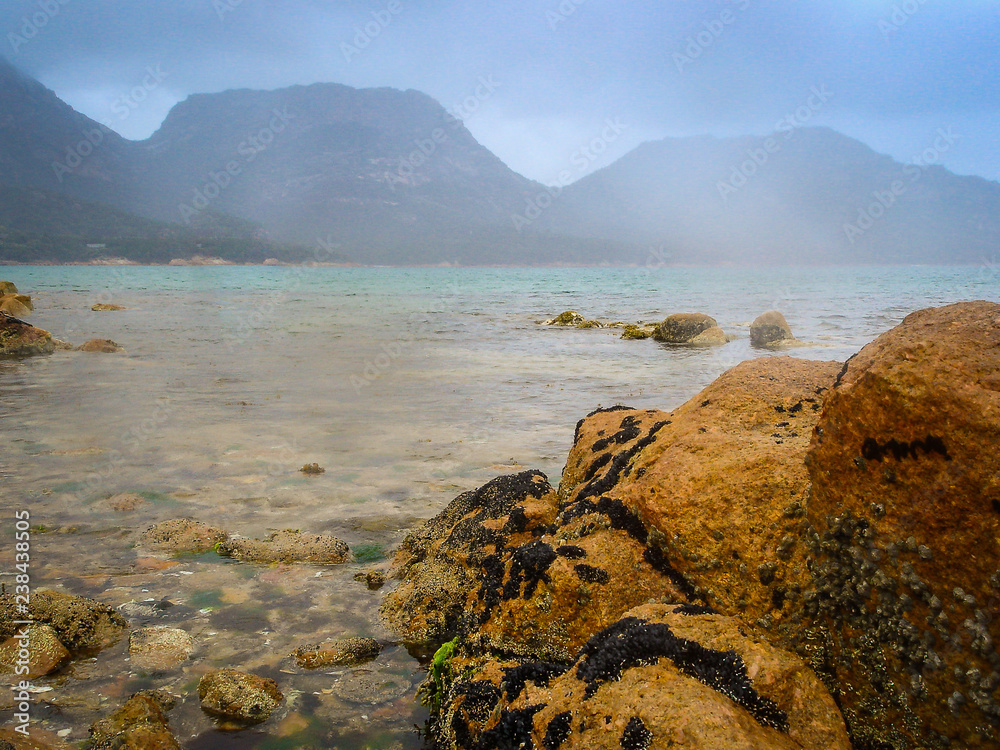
[546, 128, 1000, 264]
[2, 56, 998, 265]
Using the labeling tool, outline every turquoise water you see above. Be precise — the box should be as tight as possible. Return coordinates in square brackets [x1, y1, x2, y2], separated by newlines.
[0, 264, 997, 746]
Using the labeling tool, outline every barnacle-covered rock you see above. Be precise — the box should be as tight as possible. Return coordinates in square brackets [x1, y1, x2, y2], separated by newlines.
[89, 690, 180, 749]
[380, 470, 690, 659]
[140, 518, 227, 555]
[805, 300, 1000, 749]
[433, 603, 850, 750]
[0, 590, 127, 652]
[198, 668, 283, 723]
[217, 529, 349, 564]
[652, 312, 719, 343]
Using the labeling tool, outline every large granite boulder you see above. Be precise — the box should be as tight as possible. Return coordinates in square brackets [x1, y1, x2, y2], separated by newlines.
[803, 300, 1000, 749]
[653, 312, 720, 343]
[0, 312, 54, 357]
[433, 603, 850, 750]
[0, 281, 17, 296]
[560, 358, 841, 634]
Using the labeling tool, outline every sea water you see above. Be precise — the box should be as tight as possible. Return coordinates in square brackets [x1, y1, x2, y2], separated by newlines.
[0, 264, 997, 747]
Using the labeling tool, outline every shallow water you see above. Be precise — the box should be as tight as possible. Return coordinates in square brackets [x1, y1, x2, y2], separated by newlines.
[0, 264, 997, 747]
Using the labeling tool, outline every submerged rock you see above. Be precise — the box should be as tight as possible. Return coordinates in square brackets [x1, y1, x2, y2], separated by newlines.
[300, 462, 325, 474]
[804, 300, 1000, 749]
[0, 294, 33, 317]
[77, 338, 125, 353]
[354, 569, 386, 589]
[293, 636, 381, 668]
[749, 311, 795, 347]
[435, 603, 849, 750]
[89, 690, 180, 750]
[653, 312, 719, 344]
[0, 624, 70, 678]
[128, 627, 194, 670]
[140, 518, 227, 554]
[0, 590, 127, 652]
[91, 303, 126, 311]
[0, 312, 54, 357]
[199, 668, 283, 723]
[218, 529, 350, 564]
[544, 311, 585, 326]
[620, 323, 656, 340]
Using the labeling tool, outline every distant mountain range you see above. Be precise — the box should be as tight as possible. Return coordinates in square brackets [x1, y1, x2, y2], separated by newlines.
[2, 56, 998, 265]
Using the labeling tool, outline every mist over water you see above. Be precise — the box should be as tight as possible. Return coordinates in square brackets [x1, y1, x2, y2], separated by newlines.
[1, 263, 996, 747]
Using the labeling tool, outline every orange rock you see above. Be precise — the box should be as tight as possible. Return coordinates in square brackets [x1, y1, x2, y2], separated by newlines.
[76, 338, 125, 353]
[0, 624, 70, 678]
[561, 357, 841, 632]
[0, 313, 54, 357]
[804, 300, 1000, 749]
[438, 603, 850, 750]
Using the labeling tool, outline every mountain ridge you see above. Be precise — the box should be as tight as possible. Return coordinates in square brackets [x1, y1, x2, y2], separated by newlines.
[1, 57, 997, 265]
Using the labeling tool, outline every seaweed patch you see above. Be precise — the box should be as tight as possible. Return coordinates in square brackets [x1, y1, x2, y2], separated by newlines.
[543, 711, 573, 750]
[474, 704, 545, 750]
[620, 716, 653, 750]
[503, 540, 558, 600]
[500, 662, 570, 701]
[860, 435, 951, 462]
[556, 545, 587, 559]
[574, 617, 789, 731]
[592, 415, 642, 452]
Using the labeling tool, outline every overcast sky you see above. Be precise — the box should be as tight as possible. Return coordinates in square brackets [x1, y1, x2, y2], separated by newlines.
[3, 0, 998, 185]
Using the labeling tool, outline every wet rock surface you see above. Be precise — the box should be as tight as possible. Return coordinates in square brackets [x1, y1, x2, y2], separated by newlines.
[293, 636, 382, 668]
[128, 627, 194, 670]
[0, 312, 54, 357]
[139, 518, 227, 554]
[217, 528, 350, 564]
[0, 624, 70, 678]
[91, 303, 126, 311]
[198, 668, 284, 723]
[89, 690, 180, 750]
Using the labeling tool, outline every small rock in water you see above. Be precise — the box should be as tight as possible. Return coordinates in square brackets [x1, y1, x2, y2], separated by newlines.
[544, 310, 585, 326]
[91, 303, 127, 311]
[293, 636, 382, 668]
[77, 338, 126, 353]
[749, 310, 795, 347]
[0, 281, 18, 295]
[140, 518, 227, 554]
[218, 529, 350, 564]
[1, 589, 128, 652]
[653, 312, 719, 343]
[354, 569, 386, 589]
[90, 689, 180, 749]
[107, 492, 146, 512]
[199, 668, 283, 723]
[0, 312, 55, 357]
[129, 627, 194, 670]
[300, 462, 325, 474]
[0, 624, 70, 678]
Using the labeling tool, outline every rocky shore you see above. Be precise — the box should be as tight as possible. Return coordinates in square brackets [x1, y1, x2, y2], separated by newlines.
[2, 299, 997, 749]
[383, 301, 1000, 749]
